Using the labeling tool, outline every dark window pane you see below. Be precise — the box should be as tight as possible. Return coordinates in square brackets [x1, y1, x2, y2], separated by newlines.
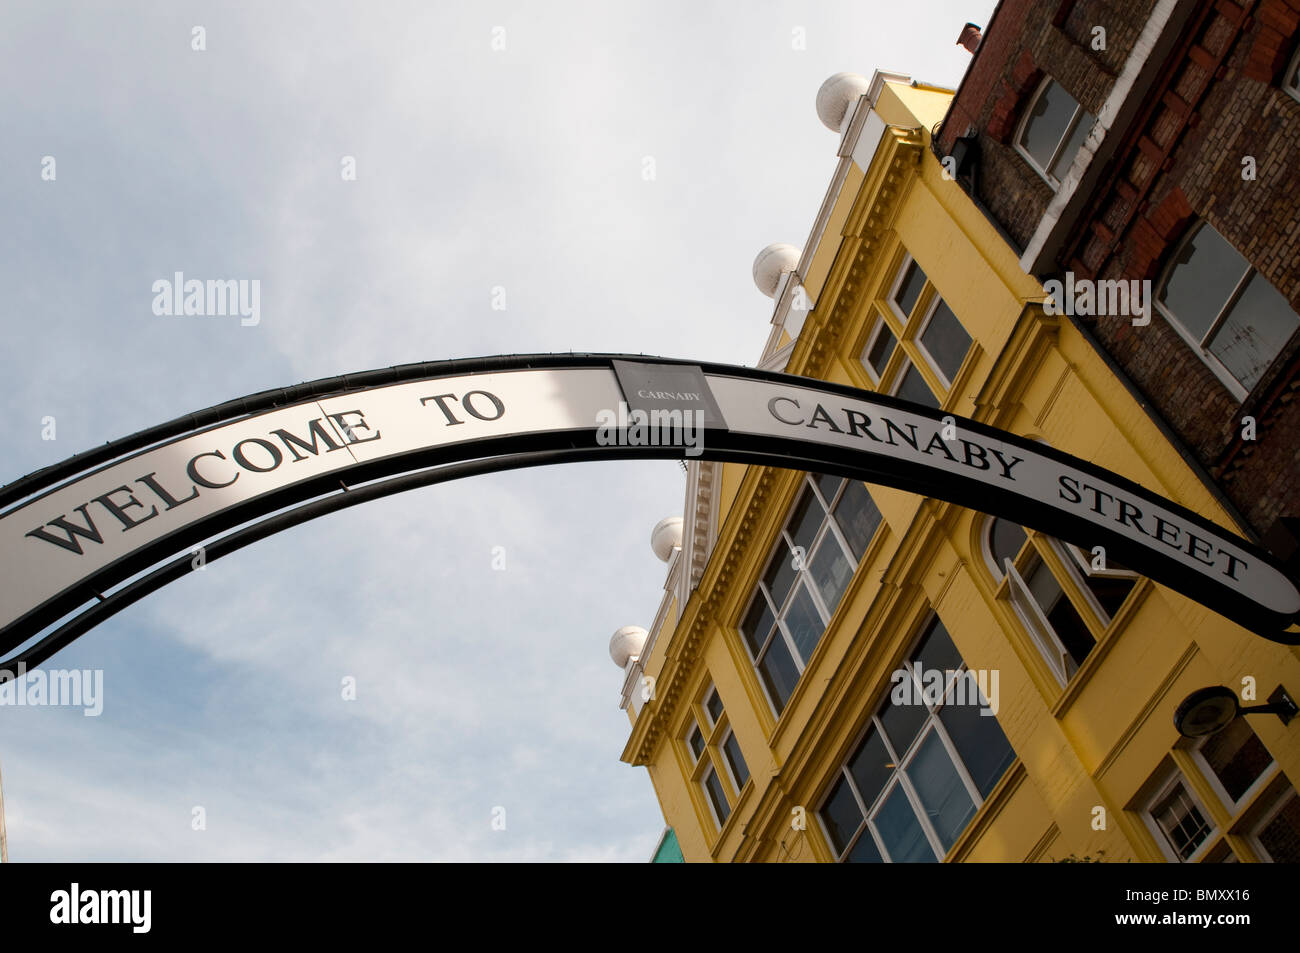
[783, 584, 826, 665]
[1019, 79, 1080, 173]
[939, 690, 1015, 799]
[847, 727, 893, 811]
[740, 593, 775, 657]
[704, 769, 731, 825]
[912, 617, 962, 677]
[879, 692, 928, 755]
[893, 260, 927, 318]
[896, 364, 939, 409]
[1025, 556, 1095, 673]
[833, 481, 881, 561]
[988, 520, 1027, 571]
[1048, 107, 1093, 179]
[873, 783, 937, 862]
[688, 725, 705, 761]
[1257, 793, 1300, 863]
[919, 299, 972, 383]
[704, 689, 724, 726]
[1152, 782, 1212, 860]
[788, 487, 823, 556]
[1210, 270, 1299, 392]
[723, 732, 750, 789]
[845, 831, 885, 863]
[758, 636, 800, 711]
[1199, 720, 1273, 803]
[1158, 223, 1249, 342]
[809, 534, 853, 615]
[820, 776, 864, 855]
[763, 537, 797, 609]
[866, 323, 898, 377]
[1081, 572, 1135, 621]
[815, 472, 844, 504]
[906, 730, 976, 851]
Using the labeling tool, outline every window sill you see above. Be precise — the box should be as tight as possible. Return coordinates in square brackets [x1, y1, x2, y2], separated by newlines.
[946, 759, 1028, 862]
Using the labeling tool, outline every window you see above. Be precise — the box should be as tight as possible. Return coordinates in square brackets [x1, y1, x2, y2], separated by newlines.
[1137, 723, 1297, 862]
[1015, 77, 1094, 187]
[722, 730, 750, 790]
[1156, 220, 1299, 397]
[918, 298, 972, 386]
[984, 517, 1137, 686]
[1285, 43, 1300, 103]
[687, 720, 705, 762]
[740, 473, 882, 713]
[891, 259, 928, 318]
[1146, 772, 1216, 861]
[1195, 718, 1273, 806]
[1253, 790, 1300, 862]
[703, 686, 724, 728]
[893, 360, 941, 409]
[683, 680, 751, 832]
[702, 766, 731, 826]
[861, 318, 898, 383]
[859, 254, 973, 405]
[818, 616, 1016, 862]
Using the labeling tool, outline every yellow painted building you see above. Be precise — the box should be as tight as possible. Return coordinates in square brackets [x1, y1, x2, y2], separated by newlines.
[618, 72, 1300, 863]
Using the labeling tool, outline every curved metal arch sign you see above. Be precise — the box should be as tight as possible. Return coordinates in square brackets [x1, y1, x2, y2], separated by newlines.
[1, 353, 1297, 674]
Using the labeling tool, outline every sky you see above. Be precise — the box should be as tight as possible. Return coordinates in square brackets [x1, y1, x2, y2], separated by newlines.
[0, 0, 996, 862]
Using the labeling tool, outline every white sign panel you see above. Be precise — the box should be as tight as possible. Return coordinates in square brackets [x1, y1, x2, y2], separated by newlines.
[1, 359, 1295, 655]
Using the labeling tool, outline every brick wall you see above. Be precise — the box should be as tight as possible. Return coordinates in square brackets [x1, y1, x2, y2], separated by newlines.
[940, 0, 1157, 248]
[1069, 0, 1300, 539]
[942, 0, 1300, 543]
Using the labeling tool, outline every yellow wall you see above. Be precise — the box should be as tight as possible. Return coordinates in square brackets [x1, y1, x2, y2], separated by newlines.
[622, 79, 1300, 863]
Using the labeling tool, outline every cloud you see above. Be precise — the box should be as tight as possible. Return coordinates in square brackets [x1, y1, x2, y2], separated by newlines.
[0, 0, 995, 861]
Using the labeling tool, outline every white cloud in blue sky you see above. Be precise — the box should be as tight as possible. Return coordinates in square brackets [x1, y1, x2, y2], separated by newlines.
[0, 0, 995, 861]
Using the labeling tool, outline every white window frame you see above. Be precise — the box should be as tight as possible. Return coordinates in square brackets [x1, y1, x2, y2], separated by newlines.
[889, 356, 937, 407]
[702, 684, 722, 730]
[686, 681, 748, 835]
[987, 520, 1136, 686]
[1013, 76, 1091, 189]
[700, 763, 730, 829]
[887, 253, 926, 323]
[685, 718, 705, 765]
[816, 616, 1009, 863]
[859, 315, 898, 385]
[1064, 542, 1137, 581]
[1249, 789, 1300, 862]
[981, 518, 1026, 580]
[1054, 537, 1138, 625]
[1190, 725, 1278, 812]
[1284, 43, 1300, 104]
[741, 474, 879, 716]
[873, 251, 972, 403]
[985, 518, 1079, 683]
[1153, 221, 1293, 402]
[719, 726, 749, 794]
[914, 293, 972, 389]
[1005, 555, 1080, 686]
[1143, 770, 1218, 863]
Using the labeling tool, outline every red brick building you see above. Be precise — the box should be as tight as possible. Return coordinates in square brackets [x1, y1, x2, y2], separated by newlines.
[936, 0, 1300, 569]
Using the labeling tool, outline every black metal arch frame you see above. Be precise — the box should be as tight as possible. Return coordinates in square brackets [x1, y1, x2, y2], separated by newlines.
[1, 352, 1296, 679]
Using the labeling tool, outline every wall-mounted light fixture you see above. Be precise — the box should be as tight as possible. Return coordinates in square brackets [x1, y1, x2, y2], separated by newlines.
[1174, 685, 1297, 738]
